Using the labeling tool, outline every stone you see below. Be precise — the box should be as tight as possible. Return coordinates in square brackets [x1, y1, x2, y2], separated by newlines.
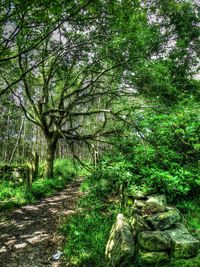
[138, 231, 171, 251]
[130, 215, 151, 235]
[142, 201, 166, 215]
[105, 214, 135, 266]
[134, 199, 147, 209]
[166, 206, 182, 220]
[147, 210, 181, 230]
[166, 205, 179, 212]
[165, 223, 199, 259]
[128, 207, 143, 217]
[138, 249, 169, 265]
[127, 187, 146, 200]
[147, 194, 167, 206]
[126, 199, 143, 216]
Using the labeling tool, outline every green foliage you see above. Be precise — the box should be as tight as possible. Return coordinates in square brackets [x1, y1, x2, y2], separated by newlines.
[134, 60, 200, 104]
[61, 211, 113, 267]
[31, 178, 63, 198]
[135, 60, 177, 103]
[60, 173, 120, 266]
[0, 158, 76, 211]
[88, 155, 133, 199]
[54, 159, 74, 178]
[0, 180, 32, 210]
[31, 159, 75, 198]
[130, 101, 200, 200]
[90, 99, 200, 202]
[177, 199, 200, 240]
[54, 158, 89, 178]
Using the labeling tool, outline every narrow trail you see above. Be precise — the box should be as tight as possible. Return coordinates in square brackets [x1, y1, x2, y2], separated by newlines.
[0, 178, 83, 267]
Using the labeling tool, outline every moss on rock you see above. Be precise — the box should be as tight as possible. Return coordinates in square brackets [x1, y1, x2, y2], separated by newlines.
[138, 231, 171, 251]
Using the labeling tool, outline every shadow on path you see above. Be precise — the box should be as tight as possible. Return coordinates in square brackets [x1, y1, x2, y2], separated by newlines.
[0, 178, 83, 267]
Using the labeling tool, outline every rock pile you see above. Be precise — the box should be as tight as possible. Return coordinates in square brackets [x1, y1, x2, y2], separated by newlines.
[105, 191, 200, 267]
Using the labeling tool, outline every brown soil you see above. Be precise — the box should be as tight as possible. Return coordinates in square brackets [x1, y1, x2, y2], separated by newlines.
[0, 178, 83, 267]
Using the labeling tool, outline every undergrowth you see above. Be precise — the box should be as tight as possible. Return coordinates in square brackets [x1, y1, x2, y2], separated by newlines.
[60, 101, 200, 266]
[60, 176, 119, 267]
[0, 158, 77, 211]
[60, 173, 200, 267]
[177, 199, 200, 240]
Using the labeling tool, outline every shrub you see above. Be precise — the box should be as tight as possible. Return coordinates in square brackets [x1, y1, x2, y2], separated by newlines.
[54, 158, 76, 179]
[88, 100, 200, 202]
[87, 154, 134, 201]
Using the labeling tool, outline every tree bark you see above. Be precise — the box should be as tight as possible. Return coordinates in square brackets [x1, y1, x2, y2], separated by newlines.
[45, 136, 58, 178]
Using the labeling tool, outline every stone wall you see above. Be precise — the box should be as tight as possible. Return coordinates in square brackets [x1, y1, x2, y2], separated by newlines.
[105, 191, 200, 267]
[0, 154, 39, 186]
[0, 165, 29, 183]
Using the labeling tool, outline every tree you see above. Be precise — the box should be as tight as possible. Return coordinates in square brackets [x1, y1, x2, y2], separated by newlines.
[127, 0, 200, 104]
[0, 0, 94, 96]
[7, 0, 160, 177]
[10, 4, 119, 176]
[2, 0, 199, 177]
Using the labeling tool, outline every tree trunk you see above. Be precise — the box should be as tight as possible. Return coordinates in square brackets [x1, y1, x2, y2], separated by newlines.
[45, 137, 58, 178]
[9, 116, 25, 165]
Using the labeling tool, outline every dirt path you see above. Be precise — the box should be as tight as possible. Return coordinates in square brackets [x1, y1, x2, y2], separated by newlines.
[0, 179, 83, 267]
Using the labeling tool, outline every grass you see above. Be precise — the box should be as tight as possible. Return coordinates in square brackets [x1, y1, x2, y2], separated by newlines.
[60, 211, 113, 267]
[0, 158, 80, 211]
[60, 174, 200, 267]
[61, 197, 200, 267]
[0, 180, 29, 210]
[176, 198, 200, 240]
[59, 176, 119, 267]
[2, 158, 200, 267]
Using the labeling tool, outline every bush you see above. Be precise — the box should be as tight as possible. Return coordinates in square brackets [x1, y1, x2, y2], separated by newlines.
[87, 154, 133, 200]
[30, 159, 76, 198]
[129, 101, 200, 201]
[177, 199, 200, 239]
[54, 158, 76, 178]
[89, 100, 200, 202]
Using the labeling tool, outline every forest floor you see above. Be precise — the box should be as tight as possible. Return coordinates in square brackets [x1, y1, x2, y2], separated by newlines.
[0, 178, 83, 267]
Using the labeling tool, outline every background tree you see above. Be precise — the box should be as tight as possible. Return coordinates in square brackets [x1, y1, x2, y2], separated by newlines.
[0, 0, 93, 96]
[7, 0, 159, 177]
[0, 0, 199, 177]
